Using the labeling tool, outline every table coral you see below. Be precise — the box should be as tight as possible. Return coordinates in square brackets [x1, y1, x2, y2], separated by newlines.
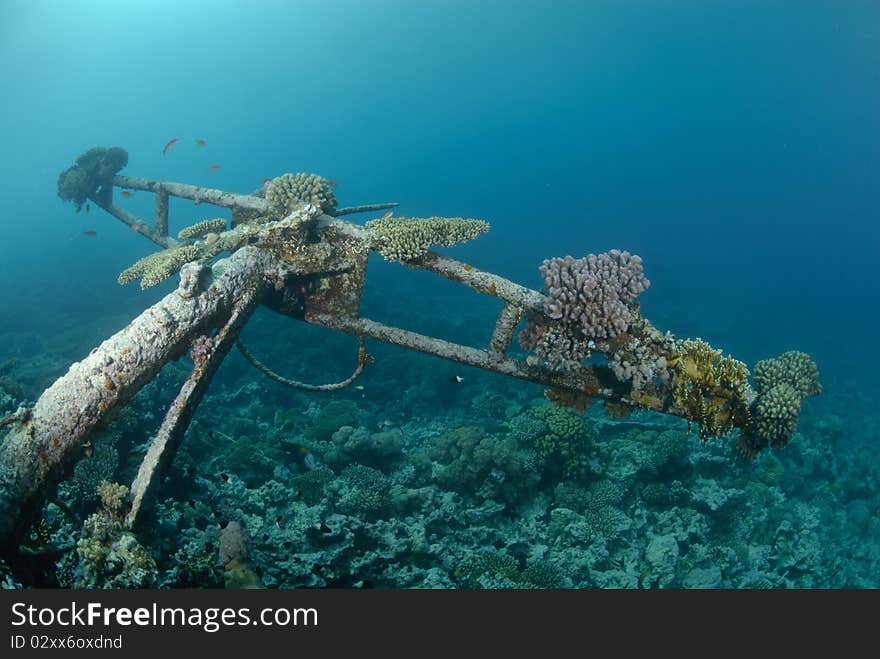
[365, 216, 489, 262]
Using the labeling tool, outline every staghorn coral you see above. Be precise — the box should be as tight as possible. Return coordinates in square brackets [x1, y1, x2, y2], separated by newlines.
[178, 218, 227, 239]
[670, 338, 751, 440]
[520, 250, 650, 368]
[365, 216, 489, 262]
[118, 244, 203, 289]
[265, 173, 337, 216]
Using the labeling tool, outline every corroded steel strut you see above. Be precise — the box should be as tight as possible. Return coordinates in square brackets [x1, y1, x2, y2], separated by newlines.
[0, 158, 814, 558]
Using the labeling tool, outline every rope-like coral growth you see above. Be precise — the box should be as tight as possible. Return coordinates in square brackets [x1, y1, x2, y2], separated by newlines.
[235, 335, 368, 391]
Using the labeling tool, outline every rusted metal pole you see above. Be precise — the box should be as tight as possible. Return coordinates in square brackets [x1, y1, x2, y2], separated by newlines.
[315, 315, 614, 396]
[416, 251, 546, 313]
[488, 303, 524, 362]
[334, 203, 399, 216]
[155, 191, 169, 238]
[89, 197, 176, 249]
[0, 247, 271, 555]
[126, 288, 260, 527]
[114, 175, 269, 213]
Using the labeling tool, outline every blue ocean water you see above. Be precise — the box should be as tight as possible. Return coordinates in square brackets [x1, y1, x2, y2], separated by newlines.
[0, 0, 877, 588]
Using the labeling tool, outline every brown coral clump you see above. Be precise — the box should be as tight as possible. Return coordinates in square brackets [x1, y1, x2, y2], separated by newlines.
[545, 387, 594, 414]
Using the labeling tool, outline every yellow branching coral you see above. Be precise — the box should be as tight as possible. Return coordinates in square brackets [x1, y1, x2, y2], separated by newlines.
[96, 480, 129, 521]
[118, 244, 203, 289]
[178, 218, 227, 239]
[366, 215, 489, 262]
[670, 338, 751, 440]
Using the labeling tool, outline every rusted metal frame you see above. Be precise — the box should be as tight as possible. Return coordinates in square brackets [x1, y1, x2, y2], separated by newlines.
[113, 175, 269, 213]
[414, 251, 546, 314]
[113, 175, 398, 219]
[334, 203, 399, 217]
[314, 314, 601, 392]
[488, 303, 524, 362]
[0, 246, 272, 555]
[88, 197, 176, 249]
[126, 288, 261, 528]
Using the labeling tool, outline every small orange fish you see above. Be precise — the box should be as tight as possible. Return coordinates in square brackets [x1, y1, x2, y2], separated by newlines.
[130, 224, 140, 232]
[463, 264, 473, 272]
[299, 447, 311, 456]
[326, 179, 337, 187]
[52, 437, 60, 448]
[487, 282, 497, 295]
[120, 190, 135, 198]
[196, 139, 206, 147]
[162, 138, 179, 155]
[261, 177, 272, 186]
[208, 164, 221, 171]
[382, 211, 393, 219]
[84, 230, 97, 237]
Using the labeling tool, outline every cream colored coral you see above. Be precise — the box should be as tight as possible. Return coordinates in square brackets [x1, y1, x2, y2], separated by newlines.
[178, 218, 227, 239]
[365, 215, 490, 262]
[118, 244, 202, 289]
[265, 173, 337, 215]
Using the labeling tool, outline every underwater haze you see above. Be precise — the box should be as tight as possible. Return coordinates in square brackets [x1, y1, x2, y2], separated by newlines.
[0, 0, 878, 588]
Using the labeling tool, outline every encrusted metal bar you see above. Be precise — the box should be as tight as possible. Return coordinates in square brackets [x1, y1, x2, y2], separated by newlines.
[316, 315, 607, 394]
[90, 197, 176, 249]
[488, 302, 523, 362]
[334, 203, 399, 217]
[114, 175, 269, 212]
[155, 191, 169, 238]
[126, 290, 260, 528]
[415, 251, 546, 314]
[0, 247, 272, 554]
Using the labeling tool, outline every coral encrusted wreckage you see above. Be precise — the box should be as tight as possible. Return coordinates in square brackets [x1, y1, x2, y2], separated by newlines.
[0, 147, 824, 588]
